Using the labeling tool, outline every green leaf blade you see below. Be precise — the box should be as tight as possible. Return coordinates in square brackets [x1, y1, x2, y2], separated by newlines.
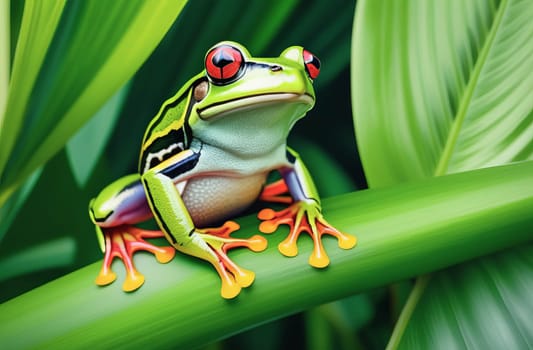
[444, 0, 533, 174]
[352, 0, 533, 348]
[400, 247, 533, 349]
[0, 237, 76, 283]
[0, 0, 187, 202]
[0, 0, 9, 123]
[0, 0, 66, 181]
[66, 82, 130, 187]
[0, 167, 42, 243]
[352, 0, 533, 186]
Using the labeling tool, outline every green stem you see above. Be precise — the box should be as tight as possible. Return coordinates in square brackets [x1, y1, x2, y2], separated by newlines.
[1, 162, 532, 349]
[386, 275, 430, 350]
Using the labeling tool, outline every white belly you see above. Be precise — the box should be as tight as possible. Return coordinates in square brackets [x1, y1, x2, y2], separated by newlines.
[180, 173, 267, 227]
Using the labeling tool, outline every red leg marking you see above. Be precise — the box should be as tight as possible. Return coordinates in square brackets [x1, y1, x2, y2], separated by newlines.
[259, 179, 293, 204]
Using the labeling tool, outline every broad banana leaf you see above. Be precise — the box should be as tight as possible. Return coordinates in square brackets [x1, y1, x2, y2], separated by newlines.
[352, 0, 533, 348]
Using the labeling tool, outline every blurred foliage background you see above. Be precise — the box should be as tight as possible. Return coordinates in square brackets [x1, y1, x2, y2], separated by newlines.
[0, 0, 532, 349]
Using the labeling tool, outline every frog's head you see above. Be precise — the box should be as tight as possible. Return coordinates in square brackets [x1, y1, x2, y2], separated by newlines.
[187, 42, 320, 151]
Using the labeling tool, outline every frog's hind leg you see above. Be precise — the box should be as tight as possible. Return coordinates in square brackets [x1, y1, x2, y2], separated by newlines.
[90, 174, 175, 292]
[180, 221, 267, 299]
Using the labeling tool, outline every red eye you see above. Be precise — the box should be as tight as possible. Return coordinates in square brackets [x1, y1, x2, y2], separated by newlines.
[205, 44, 245, 84]
[303, 49, 320, 80]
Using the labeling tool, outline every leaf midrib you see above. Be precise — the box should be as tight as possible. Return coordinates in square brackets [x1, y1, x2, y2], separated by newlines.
[390, 1, 512, 349]
[434, 0, 509, 176]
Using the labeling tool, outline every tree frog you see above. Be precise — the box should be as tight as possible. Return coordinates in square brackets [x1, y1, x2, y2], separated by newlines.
[89, 42, 357, 299]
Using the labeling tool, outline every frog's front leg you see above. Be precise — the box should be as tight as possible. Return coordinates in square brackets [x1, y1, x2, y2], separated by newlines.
[258, 148, 357, 267]
[142, 153, 267, 299]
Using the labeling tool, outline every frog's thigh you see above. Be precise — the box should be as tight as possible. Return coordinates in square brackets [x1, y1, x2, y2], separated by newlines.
[182, 174, 266, 227]
[90, 174, 153, 227]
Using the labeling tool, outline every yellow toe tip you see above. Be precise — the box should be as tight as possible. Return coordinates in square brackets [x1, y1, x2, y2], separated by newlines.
[309, 253, 330, 268]
[221, 283, 241, 299]
[249, 235, 268, 252]
[234, 269, 255, 288]
[95, 272, 117, 286]
[278, 242, 298, 257]
[155, 247, 176, 263]
[123, 273, 145, 292]
[339, 234, 357, 249]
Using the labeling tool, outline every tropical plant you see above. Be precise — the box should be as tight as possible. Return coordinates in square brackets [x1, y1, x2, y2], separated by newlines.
[353, 0, 533, 348]
[0, 0, 531, 349]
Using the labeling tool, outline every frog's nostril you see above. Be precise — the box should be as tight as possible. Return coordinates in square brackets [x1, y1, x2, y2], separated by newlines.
[193, 80, 209, 101]
[270, 65, 283, 72]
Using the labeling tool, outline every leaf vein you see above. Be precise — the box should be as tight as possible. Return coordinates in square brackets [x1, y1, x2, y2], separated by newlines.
[434, 0, 509, 176]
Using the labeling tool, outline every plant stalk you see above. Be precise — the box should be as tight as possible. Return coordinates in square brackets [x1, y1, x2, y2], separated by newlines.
[1, 161, 532, 349]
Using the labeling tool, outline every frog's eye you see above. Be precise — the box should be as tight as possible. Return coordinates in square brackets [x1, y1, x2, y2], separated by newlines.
[205, 44, 245, 84]
[303, 49, 320, 80]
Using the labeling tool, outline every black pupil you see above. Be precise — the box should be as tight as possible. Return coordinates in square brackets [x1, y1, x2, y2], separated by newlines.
[212, 49, 235, 68]
[311, 57, 320, 69]
[307, 55, 320, 70]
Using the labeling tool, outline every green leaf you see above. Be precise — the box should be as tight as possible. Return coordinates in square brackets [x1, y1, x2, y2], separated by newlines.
[0, 0, 9, 120]
[225, 0, 299, 55]
[305, 295, 371, 350]
[0, 237, 76, 282]
[0, 161, 532, 349]
[306, 308, 338, 350]
[398, 246, 533, 349]
[352, 0, 533, 348]
[0, 0, 66, 185]
[66, 82, 131, 187]
[0, 0, 187, 205]
[266, 0, 354, 88]
[352, 0, 533, 187]
[8, 0, 25, 63]
[0, 167, 42, 243]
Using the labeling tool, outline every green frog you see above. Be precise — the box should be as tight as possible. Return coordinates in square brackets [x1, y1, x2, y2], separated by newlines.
[89, 42, 356, 299]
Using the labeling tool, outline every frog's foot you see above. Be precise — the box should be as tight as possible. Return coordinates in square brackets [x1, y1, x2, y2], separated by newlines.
[195, 221, 267, 299]
[95, 226, 176, 292]
[258, 201, 356, 268]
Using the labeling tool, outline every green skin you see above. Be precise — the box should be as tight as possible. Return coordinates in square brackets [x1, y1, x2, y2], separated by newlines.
[89, 42, 356, 299]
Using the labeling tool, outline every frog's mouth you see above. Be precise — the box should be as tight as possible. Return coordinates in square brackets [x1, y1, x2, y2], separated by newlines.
[197, 93, 314, 120]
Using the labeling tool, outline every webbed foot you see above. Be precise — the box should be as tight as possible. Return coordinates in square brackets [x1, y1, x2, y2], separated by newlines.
[95, 226, 175, 292]
[193, 221, 267, 299]
[258, 200, 356, 268]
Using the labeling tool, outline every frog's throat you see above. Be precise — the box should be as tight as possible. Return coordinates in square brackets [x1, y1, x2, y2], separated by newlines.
[196, 93, 314, 120]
